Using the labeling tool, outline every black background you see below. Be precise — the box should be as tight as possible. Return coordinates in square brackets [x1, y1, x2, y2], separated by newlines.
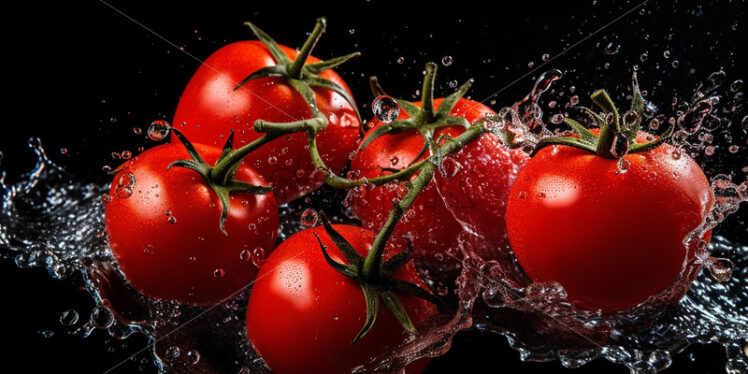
[2, 0, 745, 373]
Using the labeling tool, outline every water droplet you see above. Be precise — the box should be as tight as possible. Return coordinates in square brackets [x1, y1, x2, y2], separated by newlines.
[705, 146, 715, 156]
[728, 145, 739, 153]
[240, 249, 251, 261]
[441, 56, 453, 66]
[267, 156, 277, 165]
[115, 187, 133, 199]
[60, 309, 79, 326]
[706, 257, 733, 282]
[348, 28, 355, 35]
[541, 53, 550, 61]
[640, 52, 649, 62]
[663, 50, 671, 58]
[671, 60, 679, 68]
[214, 268, 225, 278]
[121, 150, 132, 160]
[251, 247, 266, 268]
[730, 79, 743, 92]
[60, 148, 68, 155]
[91, 306, 114, 329]
[300, 208, 318, 227]
[186, 350, 200, 364]
[133, 127, 142, 135]
[168, 216, 177, 224]
[147, 120, 171, 141]
[372, 95, 400, 124]
[569, 95, 580, 106]
[605, 43, 620, 54]
[39, 330, 55, 338]
[617, 158, 630, 174]
[396, 57, 404, 64]
[448, 80, 458, 88]
[550, 113, 565, 124]
[167, 346, 181, 359]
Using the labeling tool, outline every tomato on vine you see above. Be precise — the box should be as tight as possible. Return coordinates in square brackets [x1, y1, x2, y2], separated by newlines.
[246, 220, 437, 374]
[349, 63, 528, 267]
[105, 130, 278, 305]
[506, 75, 715, 312]
[173, 18, 361, 204]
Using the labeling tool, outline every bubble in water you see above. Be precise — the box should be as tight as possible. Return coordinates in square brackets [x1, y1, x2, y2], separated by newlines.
[441, 56, 453, 66]
[91, 306, 114, 329]
[396, 57, 404, 64]
[542, 53, 550, 61]
[133, 127, 142, 135]
[300, 208, 318, 227]
[147, 120, 171, 141]
[59, 309, 79, 326]
[372, 96, 400, 124]
[640, 52, 649, 62]
[605, 42, 620, 54]
[115, 172, 136, 199]
[240, 249, 251, 261]
[448, 80, 458, 88]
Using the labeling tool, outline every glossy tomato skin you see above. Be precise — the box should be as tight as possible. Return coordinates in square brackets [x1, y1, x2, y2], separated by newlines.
[506, 133, 714, 312]
[246, 225, 435, 374]
[173, 41, 361, 204]
[349, 98, 527, 264]
[105, 143, 278, 305]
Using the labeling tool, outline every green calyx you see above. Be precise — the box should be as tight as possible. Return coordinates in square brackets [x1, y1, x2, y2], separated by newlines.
[168, 129, 272, 236]
[359, 62, 474, 152]
[313, 215, 443, 344]
[234, 17, 361, 129]
[532, 73, 675, 158]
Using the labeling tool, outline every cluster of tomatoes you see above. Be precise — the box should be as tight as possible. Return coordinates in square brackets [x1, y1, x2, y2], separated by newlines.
[103, 18, 715, 374]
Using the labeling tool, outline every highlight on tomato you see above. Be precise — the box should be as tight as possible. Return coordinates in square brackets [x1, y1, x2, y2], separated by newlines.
[506, 75, 715, 313]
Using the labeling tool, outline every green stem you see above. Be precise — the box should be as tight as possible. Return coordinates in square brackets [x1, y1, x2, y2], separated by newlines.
[361, 122, 487, 279]
[287, 17, 327, 78]
[590, 89, 622, 159]
[210, 133, 279, 181]
[421, 62, 438, 122]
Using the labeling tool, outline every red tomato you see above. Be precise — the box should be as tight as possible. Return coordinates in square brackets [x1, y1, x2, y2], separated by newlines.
[172, 41, 360, 204]
[506, 131, 714, 312]
[105, 143, 278, 305]
[246, 225, 435, 374]
[349, 98, 528, 264]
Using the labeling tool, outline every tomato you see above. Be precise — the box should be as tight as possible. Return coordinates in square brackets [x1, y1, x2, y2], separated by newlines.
[173, 36, 360, 205]
[506, 129, 714, 312]
[349, 98, 528, 265]
[246, 224, 435, 374]
[105, 143, 278, 305]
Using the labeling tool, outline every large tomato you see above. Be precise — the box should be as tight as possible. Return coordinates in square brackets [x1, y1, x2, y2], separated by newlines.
[506, 130, 714, 312]
[246, 225, 435, 374]
[349, 98, 528, 264]
[173, 40, 360, 204]
[105, 143, 278, 305]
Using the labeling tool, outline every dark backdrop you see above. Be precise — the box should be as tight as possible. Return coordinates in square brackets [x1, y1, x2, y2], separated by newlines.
[2, 0, 745, 373]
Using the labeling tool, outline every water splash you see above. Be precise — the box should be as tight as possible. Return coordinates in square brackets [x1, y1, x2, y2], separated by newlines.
[1, 71, 746, 374]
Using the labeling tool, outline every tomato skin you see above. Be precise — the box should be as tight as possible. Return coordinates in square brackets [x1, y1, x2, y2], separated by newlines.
[349, 98, 527, 263]
[173, 41, 361, 204]
[105, 143, 278, 305]
[246, 225, 435, 374]
[506, 132, 714, 312]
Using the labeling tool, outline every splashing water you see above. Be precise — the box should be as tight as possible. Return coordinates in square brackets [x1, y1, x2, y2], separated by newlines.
[1, 71, 747, 374]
